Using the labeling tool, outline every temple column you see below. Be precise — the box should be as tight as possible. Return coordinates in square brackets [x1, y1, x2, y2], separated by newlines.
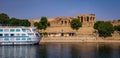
[79, 17, 81, 22]
[90, 17, 92, 22]
[92, 17, 93, 22]
[84, 17, 86, 23]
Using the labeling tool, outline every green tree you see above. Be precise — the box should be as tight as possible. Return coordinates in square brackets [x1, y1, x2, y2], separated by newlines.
[70, 18, 82, 30]
[94, 21, 114, 37]
[9, 18, 19, 26]
[34, 22, 42, 29]
[20, 20, 31, 26]
[34, 17, 50, 30]
[40, 17, 49, 30]
[0, 13, 10, 26]
[34, 22, 39, 27]
[94, 21, 104, 29]
[9, 18, 30, 26]
[114, 25, 120, 31]
[0, 13, 31, 26]
[0, 13, 9, 20]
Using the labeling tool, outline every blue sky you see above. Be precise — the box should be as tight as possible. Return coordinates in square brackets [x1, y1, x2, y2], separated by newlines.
[0, 0, 120, 20]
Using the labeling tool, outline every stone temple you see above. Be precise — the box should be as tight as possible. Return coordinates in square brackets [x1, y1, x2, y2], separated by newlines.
[49, 14, 96, 27]
[29, 14, 96, 36]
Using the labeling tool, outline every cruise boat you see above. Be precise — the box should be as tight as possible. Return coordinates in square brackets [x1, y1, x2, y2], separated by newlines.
[0, 26, 42, 45]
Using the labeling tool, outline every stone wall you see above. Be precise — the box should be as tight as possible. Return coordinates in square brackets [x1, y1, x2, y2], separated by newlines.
[29, 14, 96, 36]
[77, 14, 96, 27]
[39, 36, 120, 43]
[29, 14, 96, 27]
[49, 14, 96, 27]
[50, 17, 72, 27]
[40, 36, 96, 43]
[112, 20, 120, 26]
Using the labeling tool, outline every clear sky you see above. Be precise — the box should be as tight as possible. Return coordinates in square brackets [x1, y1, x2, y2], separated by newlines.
[0, 0, 120, 20]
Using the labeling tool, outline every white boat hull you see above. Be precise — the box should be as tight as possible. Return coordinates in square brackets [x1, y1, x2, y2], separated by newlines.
[0, 36, 42, 45]
[0, 27, 42, 45]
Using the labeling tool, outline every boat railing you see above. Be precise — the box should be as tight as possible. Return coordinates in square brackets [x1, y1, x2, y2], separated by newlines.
[0, 26, 36, 28]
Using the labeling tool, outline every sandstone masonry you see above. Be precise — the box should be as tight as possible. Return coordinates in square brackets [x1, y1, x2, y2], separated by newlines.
[29, 14, 96, 36]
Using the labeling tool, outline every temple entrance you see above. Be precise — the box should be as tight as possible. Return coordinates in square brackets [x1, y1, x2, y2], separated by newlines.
[61, 33, 64, 36]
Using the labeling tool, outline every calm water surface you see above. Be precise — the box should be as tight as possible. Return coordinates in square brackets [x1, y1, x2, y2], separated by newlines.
[0, 43, 120, 58]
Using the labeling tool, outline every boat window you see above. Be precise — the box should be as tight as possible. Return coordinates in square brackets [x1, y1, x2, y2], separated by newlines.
[4, 38, 9, 40]
[28, 33, 34, 36]
[4, 34, 9, 36]
[22, 34, 26, 36]
[10, 29, 15, 32]
[0, 29, 3, 32]
[22, 38, 26, 40]
[4, 29, 9, 32]
[16, 29, 20, 32]
[22, 29, 26, 32]
[16, 38, 20, 40]
[27, 38, 31, 40]
[10, 34, 14, 36]
[27, 29, 31, 32]
[0, 34, 3, 36]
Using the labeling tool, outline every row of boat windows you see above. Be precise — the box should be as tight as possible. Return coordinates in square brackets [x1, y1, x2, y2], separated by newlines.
[0, 29, 31, 32]
[3, 38, 31, 40]
[0, 33, 34, 36]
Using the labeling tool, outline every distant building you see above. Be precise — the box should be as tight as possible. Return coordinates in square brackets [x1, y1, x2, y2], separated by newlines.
[77, 14, 96, 27]
[112, 20, 120, 26]
[29, 14, 96, 36]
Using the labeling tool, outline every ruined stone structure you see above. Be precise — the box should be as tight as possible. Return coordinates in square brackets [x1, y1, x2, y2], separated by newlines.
[29, 14, 96, 36]
[50, 14, 96, 27]
[77, 14, 96, 27]
[29, 14, 96, 27]
[111, 20, 120, 26]
[50, 17, 73, 27]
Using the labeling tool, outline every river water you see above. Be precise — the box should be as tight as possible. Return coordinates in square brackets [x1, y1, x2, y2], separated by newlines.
[0, 43, 120, 58]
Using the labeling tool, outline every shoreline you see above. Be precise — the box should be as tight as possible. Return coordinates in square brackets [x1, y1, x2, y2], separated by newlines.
[39, 36, 120, 43]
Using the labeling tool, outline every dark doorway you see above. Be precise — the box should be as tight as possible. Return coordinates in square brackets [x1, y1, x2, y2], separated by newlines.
[81, 17, 83, 22]
[61, 33, 64, 36]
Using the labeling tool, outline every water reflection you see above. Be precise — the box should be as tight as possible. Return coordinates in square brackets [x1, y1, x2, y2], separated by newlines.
[0, 45, 40, 58]
[96, 44, 113, 58]
[0, 43, 120, 58]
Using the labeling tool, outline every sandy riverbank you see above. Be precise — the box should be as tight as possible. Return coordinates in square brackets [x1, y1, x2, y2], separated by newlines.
[39, 36, 120, 44]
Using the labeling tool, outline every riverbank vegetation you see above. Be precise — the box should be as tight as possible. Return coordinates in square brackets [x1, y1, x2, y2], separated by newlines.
[114, 25, 120, 35]
[114, 25, 120, 31]
[34, 17, 50, 30]
[70, 18, 82, 31]
[0, 13, 30, 26]
[94, 21, 114, 37]
[1, 13, 120, 38]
